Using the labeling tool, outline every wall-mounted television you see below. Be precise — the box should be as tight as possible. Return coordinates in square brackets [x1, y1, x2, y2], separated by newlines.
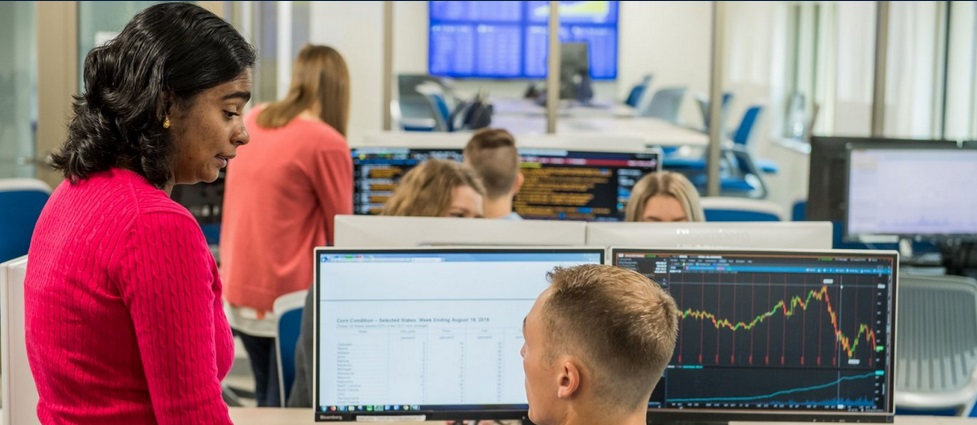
[428, 1, 619, 80]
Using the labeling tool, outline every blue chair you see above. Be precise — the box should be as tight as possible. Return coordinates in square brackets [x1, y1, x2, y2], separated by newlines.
[274, 289, 308, 406]
[0, 179, 51, 263]
[638, 86, 687, 124]
[624, 74, 653, 108]
[791, 200, 807, 221]
[731, 105, 778, 174]
[700, 197, 784, 222]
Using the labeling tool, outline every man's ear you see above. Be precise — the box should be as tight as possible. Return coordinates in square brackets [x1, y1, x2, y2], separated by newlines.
[511, 171, 525, 196]
[556, 357, 581, 399]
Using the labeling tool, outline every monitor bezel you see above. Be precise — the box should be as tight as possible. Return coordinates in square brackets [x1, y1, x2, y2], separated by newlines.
[609, 247, 898, 423]
[312, 246, 606, 422]
[843, 141, 977, 242]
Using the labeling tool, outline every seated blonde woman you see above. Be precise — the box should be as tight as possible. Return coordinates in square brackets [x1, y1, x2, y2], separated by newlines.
[624, 171, 705, 222]
[382, 158, 486, 218]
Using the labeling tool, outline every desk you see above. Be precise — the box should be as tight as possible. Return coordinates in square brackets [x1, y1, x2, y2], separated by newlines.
[491, 97, 637, 119]
[488, 115, 707, 147]
[226, 408, 977, 425]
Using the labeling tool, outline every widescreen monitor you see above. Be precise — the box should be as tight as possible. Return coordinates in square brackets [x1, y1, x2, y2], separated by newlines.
[428, 1, 619, 80]
[352, 146, 661, 221]
[846, 142, 977, 242]
[334, 215, 587, 247]
[312, 247, 605, 422]
[611, 248, 897, 423]
[586, 222, 833, 250]
[806, 136, 965, 222]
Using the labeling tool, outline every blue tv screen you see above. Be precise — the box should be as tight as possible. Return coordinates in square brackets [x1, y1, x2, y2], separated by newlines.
[428, 1, 619, 80]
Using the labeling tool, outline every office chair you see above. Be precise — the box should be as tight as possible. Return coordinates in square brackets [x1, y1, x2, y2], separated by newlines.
[0, 178, 52, 263]
[791, 199, 807, 221]
[896, 274, 977, 416]
[731, 105, 778, 174]
[624, 74, 653, 108]
[638, 86, 687, 124]
[415, 82, 453, 132]
[274, 289, 308, 406]
[695, 91, 734, 132]
[700, 197, 784, 222]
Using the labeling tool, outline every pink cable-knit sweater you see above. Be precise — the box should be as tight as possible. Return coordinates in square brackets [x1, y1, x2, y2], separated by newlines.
[24, 168, 234, 425]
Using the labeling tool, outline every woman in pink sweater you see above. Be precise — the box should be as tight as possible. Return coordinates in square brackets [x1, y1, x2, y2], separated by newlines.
[220, 45, 353, 407]
[24, 3, 254, 424]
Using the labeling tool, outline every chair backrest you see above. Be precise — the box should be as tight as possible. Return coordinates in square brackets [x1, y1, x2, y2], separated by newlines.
[624, 74, 653, 108]
[274, 289, 308, 406]
[0, 179, 52, 263]
[1, 255, 40, 425]
[640, 86, 687, 123]
[700, 197, 784, 221]
[416, 83, 452, 132]
[732, 105, 764, 147]
[695, 92, 734, 132]
[791, 200, 807, 221]
[896, 274, 977, 414]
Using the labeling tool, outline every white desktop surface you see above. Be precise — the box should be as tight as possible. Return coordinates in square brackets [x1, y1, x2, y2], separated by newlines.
[490, 114, 708, 147]
[225, 408, 977, 424]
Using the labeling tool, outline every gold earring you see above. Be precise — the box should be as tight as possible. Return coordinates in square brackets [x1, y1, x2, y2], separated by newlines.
[163, 116, 171, 129]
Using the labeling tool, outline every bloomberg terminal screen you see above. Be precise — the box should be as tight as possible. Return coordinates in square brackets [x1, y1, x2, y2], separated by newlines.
[515, 149, 658, 221]
[428, 1, 619, 80]
[352, 147, 659, 221]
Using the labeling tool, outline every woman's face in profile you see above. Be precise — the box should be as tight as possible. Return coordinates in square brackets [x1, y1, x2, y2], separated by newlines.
[642, 195, 688, 222]
[171, 69, 253, 185]
[443, 185, 484, 218]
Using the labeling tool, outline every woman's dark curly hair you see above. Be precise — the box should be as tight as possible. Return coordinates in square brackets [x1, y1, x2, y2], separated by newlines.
[50, 2, 256, 188]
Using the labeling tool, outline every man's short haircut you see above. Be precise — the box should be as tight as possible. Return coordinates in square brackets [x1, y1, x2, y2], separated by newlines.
[463, 128, 519, 200]
[542, 264, 679, 411]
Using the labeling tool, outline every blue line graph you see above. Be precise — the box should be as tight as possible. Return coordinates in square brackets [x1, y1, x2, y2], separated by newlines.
[669, 371, 877, 403]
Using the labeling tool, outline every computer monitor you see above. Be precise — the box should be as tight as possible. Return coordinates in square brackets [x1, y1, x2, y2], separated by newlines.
[169, 169, 225, 244]
[611, 248, 897, 423]
[558, 42, 593, 103]
[586, 222, 833, 250]
[351, 145, 662, 221]
[334, 215, 587, 247]
[428, 1, 619, 80]
[845, 141, 977, 242]
[312, 247, 605, 422]
[806, 136, 951, 222]
[1, 256, 39, 425]
[352, 147, 464, 215]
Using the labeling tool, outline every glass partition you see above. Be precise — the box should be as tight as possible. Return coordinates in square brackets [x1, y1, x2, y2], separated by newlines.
[0, 2, 38, 178]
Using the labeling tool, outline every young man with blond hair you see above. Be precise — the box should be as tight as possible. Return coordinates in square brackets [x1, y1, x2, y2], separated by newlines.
[521, 264, 680, 425]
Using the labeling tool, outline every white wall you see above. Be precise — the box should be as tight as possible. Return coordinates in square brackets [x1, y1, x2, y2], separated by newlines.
[309, 1, 385, 145]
